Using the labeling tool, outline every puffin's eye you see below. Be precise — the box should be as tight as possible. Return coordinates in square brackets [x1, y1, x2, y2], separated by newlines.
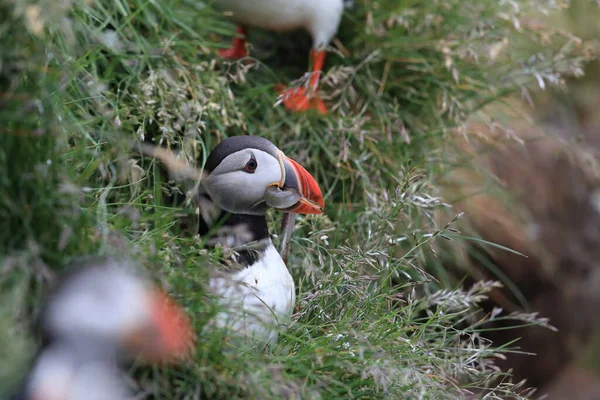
[243, 155, 258, 173]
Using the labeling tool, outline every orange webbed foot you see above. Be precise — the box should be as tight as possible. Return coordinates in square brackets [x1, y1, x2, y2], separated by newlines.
[218, 47, 248, 60]
[276, 85, 327, 115]
[218, 26, 248, 60]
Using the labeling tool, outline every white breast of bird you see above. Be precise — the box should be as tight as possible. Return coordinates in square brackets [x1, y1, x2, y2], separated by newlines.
[212, 0, 344, 47]
[209, 243, 296, 346]
[25, 342, 130, 400]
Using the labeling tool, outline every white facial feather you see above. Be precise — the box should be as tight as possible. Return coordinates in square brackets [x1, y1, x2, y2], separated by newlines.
[203, 149, 283, 215]
[44, 263, 150, 341]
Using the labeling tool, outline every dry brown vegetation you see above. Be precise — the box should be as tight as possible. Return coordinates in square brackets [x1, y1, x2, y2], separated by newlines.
[438, 96, 600, 397]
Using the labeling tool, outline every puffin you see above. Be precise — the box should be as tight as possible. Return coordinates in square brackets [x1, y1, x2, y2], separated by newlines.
[197, 135, 324, 345]
[212, 0, 349, 114]
[11, 258, 195, 400]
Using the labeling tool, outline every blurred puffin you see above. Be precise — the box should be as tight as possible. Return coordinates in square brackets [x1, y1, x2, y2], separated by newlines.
[212, 0, 352, 114]
[198, 135, 324, 345]
[11, 258, 195, 400]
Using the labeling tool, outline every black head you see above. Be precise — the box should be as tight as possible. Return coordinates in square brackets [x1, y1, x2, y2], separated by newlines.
[204, 136, 279, 173]
[201, 135, 325, 216]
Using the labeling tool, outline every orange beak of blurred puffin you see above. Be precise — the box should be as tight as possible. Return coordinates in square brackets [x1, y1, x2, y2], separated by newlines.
[278, 152, 325, 214]
[123, 289, 195, 364]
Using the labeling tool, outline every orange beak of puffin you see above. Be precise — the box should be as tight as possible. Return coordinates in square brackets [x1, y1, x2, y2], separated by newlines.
[123, 289, 195, 364]
[280, 155, 325, 214]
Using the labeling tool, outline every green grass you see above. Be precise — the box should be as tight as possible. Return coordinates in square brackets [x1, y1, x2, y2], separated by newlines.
[0, 0, 589, 398]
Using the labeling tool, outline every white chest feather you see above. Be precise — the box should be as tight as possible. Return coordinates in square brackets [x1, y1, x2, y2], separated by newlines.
[27, 346, 129, 400]
[211, 0, 344, 48]
[209, 243, 296, 345]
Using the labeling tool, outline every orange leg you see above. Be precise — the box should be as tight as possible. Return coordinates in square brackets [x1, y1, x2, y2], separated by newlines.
[276, 49, 327, 115]
[219, 26, 248, 59]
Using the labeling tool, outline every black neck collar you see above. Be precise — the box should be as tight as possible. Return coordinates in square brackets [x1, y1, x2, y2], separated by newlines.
[198, 194, 271, 267]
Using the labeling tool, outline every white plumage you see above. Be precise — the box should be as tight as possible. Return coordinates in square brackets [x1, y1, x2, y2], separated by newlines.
[211, 0, 344, 49]
[209, 243, 296, 345]
[25, 341, 129, 400]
